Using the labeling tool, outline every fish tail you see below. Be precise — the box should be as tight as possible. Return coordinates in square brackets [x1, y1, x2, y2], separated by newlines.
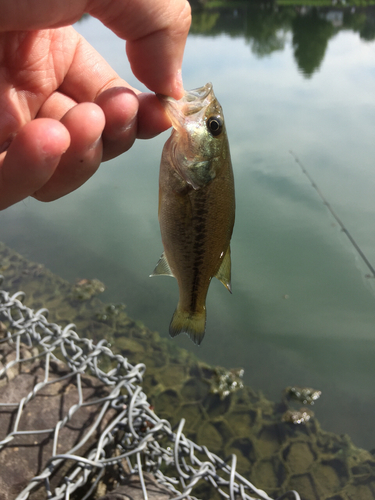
[169, 305, 206, 345]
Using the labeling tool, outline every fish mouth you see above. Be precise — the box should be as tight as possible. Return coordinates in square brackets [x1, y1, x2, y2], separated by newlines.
[179, 83, 213, 111]
[157, 83, 214, 131]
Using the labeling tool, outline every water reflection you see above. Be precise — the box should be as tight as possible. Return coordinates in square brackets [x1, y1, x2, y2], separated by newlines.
[1, 4, 375, 451]
[190, 2, 375, 76]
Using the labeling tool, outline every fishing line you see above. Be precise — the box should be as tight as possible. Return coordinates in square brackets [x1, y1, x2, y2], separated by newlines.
[289, 150, 375, 279]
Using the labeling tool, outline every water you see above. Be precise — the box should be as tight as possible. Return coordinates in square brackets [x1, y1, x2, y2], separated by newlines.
[1, 3, 375, 449]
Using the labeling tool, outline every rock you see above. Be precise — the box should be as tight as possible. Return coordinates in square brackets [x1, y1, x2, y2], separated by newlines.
[97, 473, 174, 500]
[0, 341, 115, 500]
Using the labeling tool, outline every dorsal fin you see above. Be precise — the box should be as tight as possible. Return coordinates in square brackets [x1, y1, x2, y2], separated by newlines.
[215, 246, 232, 293]
[150, 252, 175, 278]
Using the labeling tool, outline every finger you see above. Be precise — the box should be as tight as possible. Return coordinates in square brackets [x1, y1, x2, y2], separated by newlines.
[37, 91, 77, 121]
[95, 87, 138, 162]
[0, 119, 70, 210]
[97, 89, 172, 151]
[136, 93, 171, 140]
[33, 102, 104, 202]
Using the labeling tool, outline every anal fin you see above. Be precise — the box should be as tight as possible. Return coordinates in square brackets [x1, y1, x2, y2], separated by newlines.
[215, 245, 232, 293]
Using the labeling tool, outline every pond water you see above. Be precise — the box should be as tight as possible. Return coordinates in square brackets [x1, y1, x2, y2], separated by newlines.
[1, 3, 375, 450]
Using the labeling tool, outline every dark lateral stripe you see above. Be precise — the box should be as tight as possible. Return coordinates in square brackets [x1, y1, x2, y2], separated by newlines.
[189, 196, 208, 312]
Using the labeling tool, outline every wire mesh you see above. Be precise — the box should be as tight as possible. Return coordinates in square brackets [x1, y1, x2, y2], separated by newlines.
[0, 277, 301, 500]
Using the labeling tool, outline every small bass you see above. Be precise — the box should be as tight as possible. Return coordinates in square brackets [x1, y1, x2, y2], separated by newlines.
[151, 83, 235, 345]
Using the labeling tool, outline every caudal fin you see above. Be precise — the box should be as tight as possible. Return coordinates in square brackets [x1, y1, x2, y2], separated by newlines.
[169, 306, 206, 345]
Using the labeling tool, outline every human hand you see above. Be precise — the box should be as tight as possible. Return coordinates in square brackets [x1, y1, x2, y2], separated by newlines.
[0, 0, 191, 209]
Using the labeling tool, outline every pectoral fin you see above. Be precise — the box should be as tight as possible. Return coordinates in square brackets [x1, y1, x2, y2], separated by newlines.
[215, 246, 232, 293]
[150, 252, 174, 278]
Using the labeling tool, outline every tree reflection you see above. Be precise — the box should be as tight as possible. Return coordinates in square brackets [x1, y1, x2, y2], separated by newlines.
[243, 7, 294, 56]
[189, 1, 375, 78]
[292, 9, 336, 77]
[343, 9, 375, 40]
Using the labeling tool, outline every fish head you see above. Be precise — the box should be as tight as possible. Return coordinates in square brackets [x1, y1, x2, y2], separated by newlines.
[158, 83, 228, 190]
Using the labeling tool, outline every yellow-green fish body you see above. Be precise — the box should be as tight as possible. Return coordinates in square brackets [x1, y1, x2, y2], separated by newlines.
[151, 83, 235, 345]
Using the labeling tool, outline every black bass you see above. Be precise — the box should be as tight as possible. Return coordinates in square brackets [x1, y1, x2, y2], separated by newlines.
[151, 83, 235, 345]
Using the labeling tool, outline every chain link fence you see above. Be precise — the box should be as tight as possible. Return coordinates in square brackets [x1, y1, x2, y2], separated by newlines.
[0, 277, 300, 500]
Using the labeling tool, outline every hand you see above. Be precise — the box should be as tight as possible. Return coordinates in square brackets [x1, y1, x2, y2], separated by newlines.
[0, 0, 191, 209]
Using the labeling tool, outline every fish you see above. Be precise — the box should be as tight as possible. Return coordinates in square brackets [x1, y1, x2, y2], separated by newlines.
[150, 83, 235, 345]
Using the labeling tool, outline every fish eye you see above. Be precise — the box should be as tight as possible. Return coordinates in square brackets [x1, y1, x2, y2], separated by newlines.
[207, 116, 223, 137]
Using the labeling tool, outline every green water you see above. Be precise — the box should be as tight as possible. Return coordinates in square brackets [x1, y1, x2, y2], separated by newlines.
[1, 4, 375, 449]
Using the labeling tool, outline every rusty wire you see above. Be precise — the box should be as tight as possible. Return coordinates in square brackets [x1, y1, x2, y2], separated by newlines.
[0, 278, 300, 500]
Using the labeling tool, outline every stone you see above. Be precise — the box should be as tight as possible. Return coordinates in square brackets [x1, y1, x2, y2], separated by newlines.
[97, 473, 174, 500]
[284, 441, 316, 474]
[0, 345, 114, 500]
[197, 421, 224, 453]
